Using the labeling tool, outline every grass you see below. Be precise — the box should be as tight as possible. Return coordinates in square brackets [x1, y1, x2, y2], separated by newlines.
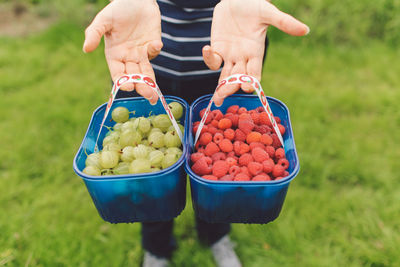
[1, 19, 400, 266]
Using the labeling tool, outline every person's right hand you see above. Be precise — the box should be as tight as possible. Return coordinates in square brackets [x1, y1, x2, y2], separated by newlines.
[83, 0, 162, 104]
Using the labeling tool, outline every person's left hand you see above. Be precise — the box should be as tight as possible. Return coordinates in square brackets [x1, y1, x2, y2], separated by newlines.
[203, 0, 309, 106]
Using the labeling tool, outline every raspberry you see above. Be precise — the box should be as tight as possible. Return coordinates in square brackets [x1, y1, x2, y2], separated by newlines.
[234, 141, 250, 155]
[227, 151, 236, 159]
[207, 126, 218, 135]
[238, 107, 247, 114]
[191, 152, 205, 163]
[226, 157, 237, 167]
[239, 153, 253, 166]
[211, 110, 223, 120]
[234, 129, 247, 142]
[272, 164, 285, 178]
[223, 128, 235, 141]
[213, 133, 224, 144]
[260, 134, 273, 146]
[249, 142, 265, 151]
[219, 139, 233, 153]
[283, 171, 289, 177]
[274, 116, 281, 123]
[259, 112, 272, 127]
[265, 146, 275, 158]
[193, 124, 208, 135]
[211, 119, 219, 128]
[192, 157, 212, 176]
[227, 105, 239, 114]
[246, 131, 262, 144]
[216, 129, 224, 135]
[238, 119, 255, 134]
[239, 113, 252, 121]
[251, 147, 270, 163]
[229, 165, 241, 176]
[234, 173, 250, 181]
[241, 166, 250, 176]
[199, 108, 207, 118]
[271, 134, 282, 149]
[199, 132, 212, 146]
[205, 142, 220, 156]
[230, 114, 239, 128]
[256, 106, 265, 113]
[275, 148, 285, 159]
[252, 174, 271, 181]
[262, 159, 275, 173]
[202, 175, 218, 180]
[218, 118, 232, 130]
[248, 161, 263, 176]
[212, 160, 230, 178]
[197, 147, 205, 154]
[220, 175, 234, 181]
[250, 112, 260, 125]
[278, 124, 286, 135]
[201, 111, 213, 124]
[204, 157, 213, 165]
[211, 152, 226, 162]
[277, 158, 289, 169]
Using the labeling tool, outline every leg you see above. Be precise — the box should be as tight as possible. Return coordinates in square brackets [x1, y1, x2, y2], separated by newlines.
[141, 220, 176, 258]
[195, 216, 231, 246]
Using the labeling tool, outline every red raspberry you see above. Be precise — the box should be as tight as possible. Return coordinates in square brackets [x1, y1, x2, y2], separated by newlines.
[275, 148, 285, 159]
[227, 105, 239, 114]
[199, 108, 207, 118]
[265, 146, 275, 158]
[246, 131, 262, 144]
[238, 107, 247, 114]
[259, 112, 272, 127]
[234, 129, 247, 142]
[192, 123, 208, 135]
[201, 111, 213, 124]
[191, 152, 205, 163]
[227, 151, 236, 158]
[192, 157, 212, 176]
[213, 133, 224, 144]
[252, 174, 271, 181]
[197, 147, 205, 154]
[207, 126, 218, 135]
[278, 124, 286, 135]
[223, 129, 235, 141]
[239, 113, 252, 120]
[212, 160, 230, 178]
[251, 147, 270, 163]
[211, 152, 226, 162]
[260, 134, 273, 146]
[248, 162, 263, 176]
[274, 116, 281, 123]
[216, 129, 224, 135]
[204, 157, 213, 165]
[277, 158, 289, 169]
[202, 175, 218, 180]
[205, 142, 220, 156]
[239, 153, 253, 166]
[234, 173, 250, 181]
[283, 171, 289, 177]
[226, 157, 238, 167]
[199, 132, 212, 146]
[219, 139, 233, 153]
[218, 118, 232, 130]
[211, 119, 219, 128]
[249, 142, 265, 151]
[211, 110, 223, 120]
[238, 119, 255, 134]
[220, 175, 233, 181]
[262, 159, 275, 173]
[256, 106, 265, 113]
[272, 164, 285, 178]
[234, 142, 250, 155]
[271, 133, 282, 149]
[250, 112, 260, 125]
[241, 166, 250, 176]
[229, 165, 241, 176]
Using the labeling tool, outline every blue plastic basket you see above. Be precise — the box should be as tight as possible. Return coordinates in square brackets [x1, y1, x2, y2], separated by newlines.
[184, 94, 300, 224]
[73, 96, 189, 223]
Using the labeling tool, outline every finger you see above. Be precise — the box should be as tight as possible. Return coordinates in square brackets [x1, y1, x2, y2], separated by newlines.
[242, 57, 263, 92]
[214, 62, 244, 107]
[138, 60, 159, 105]
[202, 45, 223, 71]
[124, 61, 142, 92]
[147, 40, 163, 60]
[213, 62, 233, 106]
[261, 2, 309, 36]
[83, 9, 111, 53]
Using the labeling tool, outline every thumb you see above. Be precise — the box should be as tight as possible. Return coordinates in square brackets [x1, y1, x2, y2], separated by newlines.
[147, 40, 163, 60]
[261, 2, 309, 37]
[202, 45, 223, 70]
[83, 10, 111, 53]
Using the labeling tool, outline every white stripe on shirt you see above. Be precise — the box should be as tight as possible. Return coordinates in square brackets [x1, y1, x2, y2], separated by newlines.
[162, 32, 210, 42]
[158, 0, 215, 12]
[152, 64, 221, 76]
[159, 51, 204, 61]
[161, 15, 212, 24]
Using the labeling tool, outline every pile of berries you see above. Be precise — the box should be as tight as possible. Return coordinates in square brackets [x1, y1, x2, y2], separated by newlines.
[191, 105, 289, 181]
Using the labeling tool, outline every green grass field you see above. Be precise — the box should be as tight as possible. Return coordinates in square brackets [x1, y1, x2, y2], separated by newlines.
[1, 5, 400, 267]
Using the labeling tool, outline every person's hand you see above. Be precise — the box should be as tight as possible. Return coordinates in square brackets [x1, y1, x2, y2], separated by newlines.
[83, 0, 162, 104]
[203, 0, 309, 106]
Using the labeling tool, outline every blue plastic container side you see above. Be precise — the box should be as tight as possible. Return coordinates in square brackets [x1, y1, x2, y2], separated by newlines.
[73, 96, 189, 223]
[184, 94, 300, 224]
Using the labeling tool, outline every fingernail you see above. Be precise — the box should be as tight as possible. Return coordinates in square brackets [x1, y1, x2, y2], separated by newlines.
[305, 26, 310, 35]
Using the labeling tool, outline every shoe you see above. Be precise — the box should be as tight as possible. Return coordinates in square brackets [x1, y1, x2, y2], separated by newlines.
[211, 235, 242, 267]
[142, 251, 169, 267]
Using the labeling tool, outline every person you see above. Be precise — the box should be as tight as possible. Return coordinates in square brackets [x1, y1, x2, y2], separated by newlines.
[83, 0, 309, 266]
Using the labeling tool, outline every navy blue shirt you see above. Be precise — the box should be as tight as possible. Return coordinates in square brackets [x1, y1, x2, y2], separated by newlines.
[152, 0, 221, 80]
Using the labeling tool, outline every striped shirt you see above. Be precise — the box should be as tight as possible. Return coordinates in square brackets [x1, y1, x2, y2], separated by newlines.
[151, 0, 221, 80]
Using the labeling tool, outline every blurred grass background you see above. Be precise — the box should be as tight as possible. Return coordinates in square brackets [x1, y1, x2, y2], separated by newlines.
[0, 0, 399, 266]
